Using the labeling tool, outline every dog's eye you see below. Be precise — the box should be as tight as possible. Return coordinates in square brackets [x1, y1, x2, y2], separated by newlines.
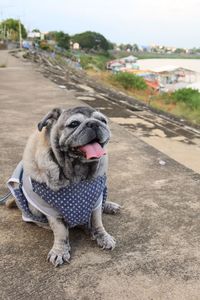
[100, 118, 107, 124]
[68, 121, 81, 128]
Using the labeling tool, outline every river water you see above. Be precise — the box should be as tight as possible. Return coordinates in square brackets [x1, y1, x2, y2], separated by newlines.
[137, 59, 200, 73]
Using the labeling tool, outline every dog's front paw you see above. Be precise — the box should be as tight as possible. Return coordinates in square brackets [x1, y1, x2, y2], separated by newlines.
[95, 233, 116, 250]
[47, 243, 71, 267]
[103, 201, 121, 214]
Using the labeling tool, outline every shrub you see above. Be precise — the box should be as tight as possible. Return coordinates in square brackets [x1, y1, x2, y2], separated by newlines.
[187, 95, 200, 110]
[172, 88, 200, 110]
[80, 54, 109, 70]
[39, 40, 51, 51]
[172, 88, 198, 102]
[80, 55, 93, 69]
[112, 72, 147, 90]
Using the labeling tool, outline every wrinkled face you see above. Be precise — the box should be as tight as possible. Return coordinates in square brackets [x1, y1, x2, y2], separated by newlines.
[52, 107, 111, 161]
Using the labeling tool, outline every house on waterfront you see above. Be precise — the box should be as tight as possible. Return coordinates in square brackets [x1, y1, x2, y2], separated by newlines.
[107, 55, 139, 72]
[107, 57, 198, 92]
[149, 65, 197, 91]
[123, 65, 198, 92]
[72, 42, 80, 50]
[27, 31, 45, 40]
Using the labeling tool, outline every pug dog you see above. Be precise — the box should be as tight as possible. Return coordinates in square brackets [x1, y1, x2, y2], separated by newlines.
[20, 106, 120, 267]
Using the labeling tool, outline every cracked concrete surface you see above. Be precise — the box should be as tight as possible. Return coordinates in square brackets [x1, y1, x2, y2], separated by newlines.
[1, 51, 200, 300]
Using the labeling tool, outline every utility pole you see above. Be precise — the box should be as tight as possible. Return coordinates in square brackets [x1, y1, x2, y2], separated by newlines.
[18, 19, 22, 48]
[3, 24, 6, 40]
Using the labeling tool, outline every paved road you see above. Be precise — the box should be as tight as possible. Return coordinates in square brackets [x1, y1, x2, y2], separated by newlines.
[1, 51, 200, 300]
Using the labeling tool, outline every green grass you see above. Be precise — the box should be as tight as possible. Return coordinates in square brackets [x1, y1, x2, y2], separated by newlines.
[172, 103, 200, 124]
[111, 72, 147, 90]
[171, 88, 200, 110]
[80, 54, 111, 70]
[149, 88, 200, 124]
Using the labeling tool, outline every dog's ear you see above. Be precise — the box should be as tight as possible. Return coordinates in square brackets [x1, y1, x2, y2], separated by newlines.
[38, 108, 62, 131]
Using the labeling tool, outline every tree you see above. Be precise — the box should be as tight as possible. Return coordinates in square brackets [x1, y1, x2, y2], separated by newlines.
[32, 28, 40, 33]
[132, 43, 139, 52]
[174, 48, 185, 54]
[108, 41, 114, 50]
[55, 31, 70, 50]
[45, 31, 70, 50]
[45, 31, 57, 41]
[72, 31, 110, 51]
[126, 44, 133, 51]
[119, 44, 126, 51]
[1, 18, 27, 40]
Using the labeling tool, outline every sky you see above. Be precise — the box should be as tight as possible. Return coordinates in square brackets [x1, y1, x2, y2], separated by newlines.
[0, 0, 200, 48]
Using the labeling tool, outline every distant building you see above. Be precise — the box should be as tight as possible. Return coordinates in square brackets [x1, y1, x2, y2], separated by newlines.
[107, 55, 138, 72]
[27, 31, 44, 40]
[73, 42, 80, 50]
[185, 48, 191, 54]
[150, 44, 178, 54]
[141, 45, 152, 52]
[148, 65, 197, 91]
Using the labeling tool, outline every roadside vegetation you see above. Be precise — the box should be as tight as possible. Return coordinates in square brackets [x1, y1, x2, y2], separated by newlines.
[172, 88, 200, 110]
[145, 88, 200, 124]
[79, 53, 111, 70]
[159, 89, 200, 123]
[111, 72, 147, 90]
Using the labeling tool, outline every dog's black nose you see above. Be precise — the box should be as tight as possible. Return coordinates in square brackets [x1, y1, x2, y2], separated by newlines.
[86, 121, 99, 129]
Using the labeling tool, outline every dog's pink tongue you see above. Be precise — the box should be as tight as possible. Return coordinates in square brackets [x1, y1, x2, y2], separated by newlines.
[79, 142, 106, 159]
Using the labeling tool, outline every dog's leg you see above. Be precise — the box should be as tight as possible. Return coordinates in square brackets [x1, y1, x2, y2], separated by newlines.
[47, 216, 71, 267]
[103, 201, 121, 214]
[91, 204, 116, 250]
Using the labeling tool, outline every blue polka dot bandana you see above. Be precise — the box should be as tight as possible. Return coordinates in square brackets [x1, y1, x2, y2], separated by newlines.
[14, 176, 107, 228]
[14, 188, 48, 223]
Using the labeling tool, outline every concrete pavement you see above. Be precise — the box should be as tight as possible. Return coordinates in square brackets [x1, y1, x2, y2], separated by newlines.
[1, 51, 200, 300]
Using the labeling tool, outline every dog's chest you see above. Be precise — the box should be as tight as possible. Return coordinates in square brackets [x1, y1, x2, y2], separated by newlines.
[72, 160, 99, 182]
[8, 162, 107, 228]
[31, 176, 107, 227]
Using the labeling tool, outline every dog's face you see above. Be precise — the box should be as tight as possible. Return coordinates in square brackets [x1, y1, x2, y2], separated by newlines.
[38, 106, 110, 162]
